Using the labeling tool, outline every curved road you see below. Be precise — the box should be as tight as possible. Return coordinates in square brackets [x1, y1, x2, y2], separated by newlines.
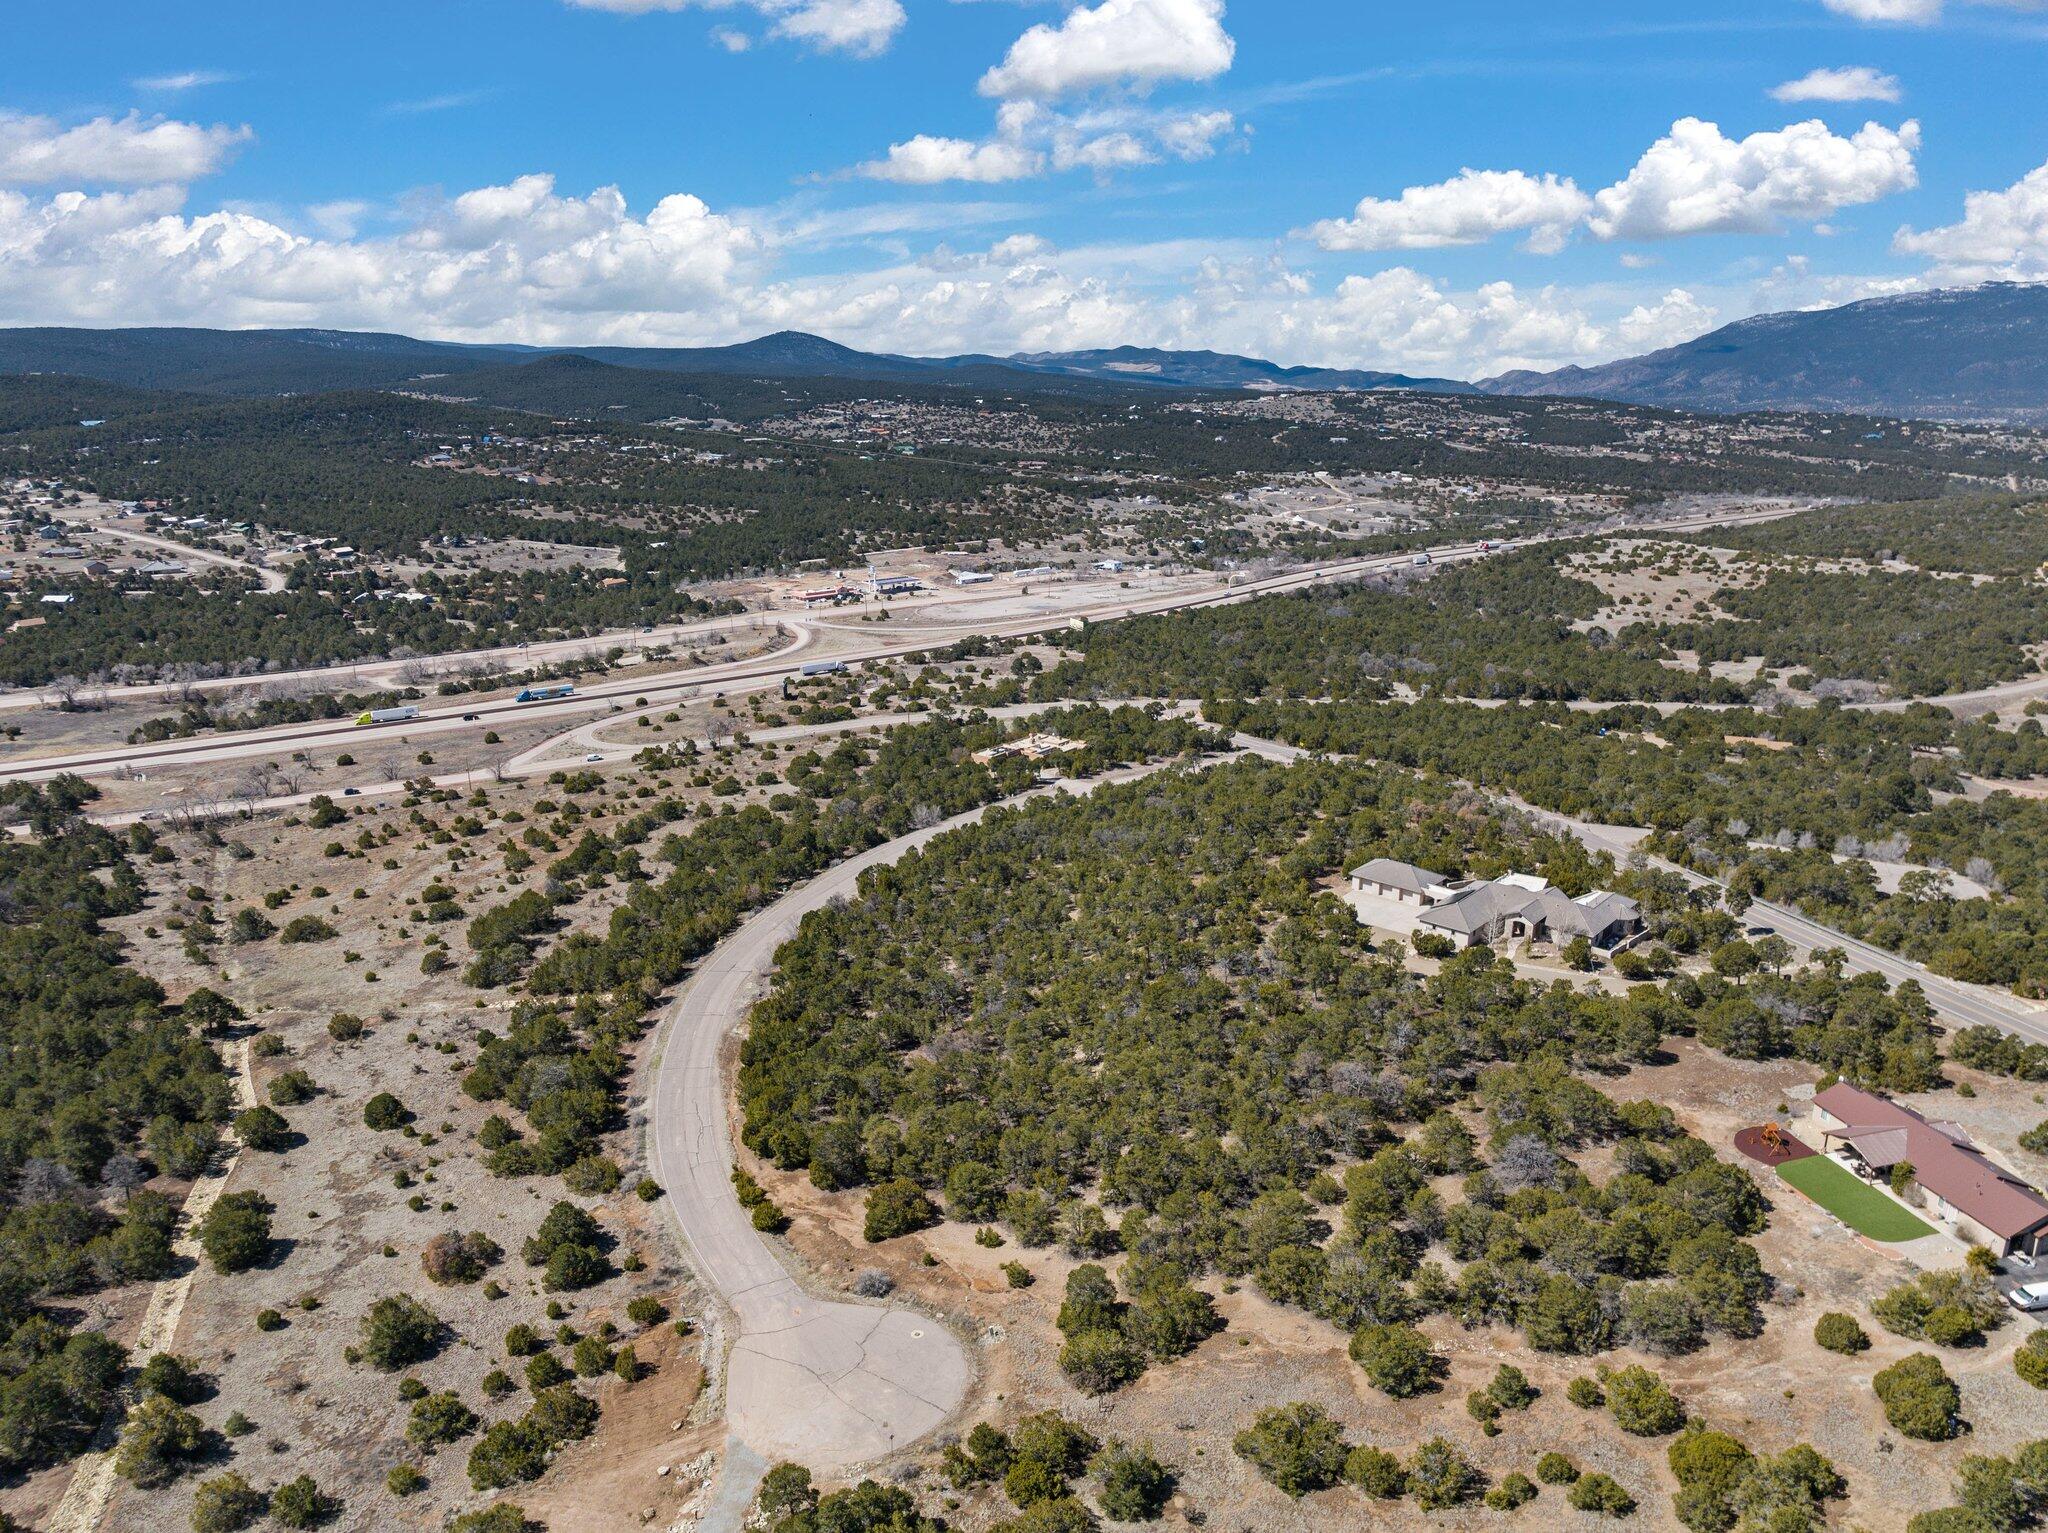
[0, 500, 1797, 783]
[648, 761, 1180, 1518]
[0, 609, 775, 715]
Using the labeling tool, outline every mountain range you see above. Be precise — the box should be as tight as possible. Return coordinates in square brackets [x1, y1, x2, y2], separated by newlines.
[1481, 284, 2048, 424]
[1, 282, 2043, 424]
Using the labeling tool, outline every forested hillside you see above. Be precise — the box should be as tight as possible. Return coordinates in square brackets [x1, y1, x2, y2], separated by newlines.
[735, 757, 1941, 1371]
[0, 779, 232, 1476]
[1039, 551, 1751, 705]
[1213, 697, 2048, 992]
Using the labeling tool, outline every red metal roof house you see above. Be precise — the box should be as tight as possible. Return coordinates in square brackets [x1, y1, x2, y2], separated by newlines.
[1811, 1082, 2048, 1257]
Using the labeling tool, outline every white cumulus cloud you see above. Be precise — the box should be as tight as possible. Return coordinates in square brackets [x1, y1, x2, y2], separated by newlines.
[1306, 168, 1592, 255]
[858, 135, 1045, 184]
[1052, 131, 1155, 174]
[1616, 288, 1719, 349]
[0, 111, 251, 187]
[1820, 0, 1942, 20]
[0, 173, 762, 340]
[562, 0, 904, 56]
[769, 0, 905, 56]
[1588, 116, 1920, 240]
[854, 105, 1236, 185]
[1155, 109, 1237, 161]
[1770, 66, 1902, 103]
[1894, 157, 2048, 279]
[979, 0, 1235, 99]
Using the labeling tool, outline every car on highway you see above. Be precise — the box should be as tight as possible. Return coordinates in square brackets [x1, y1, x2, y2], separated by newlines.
[342, 787, 361, 797]
[462, 713, 479, 721]
[584, 752, 604, 762]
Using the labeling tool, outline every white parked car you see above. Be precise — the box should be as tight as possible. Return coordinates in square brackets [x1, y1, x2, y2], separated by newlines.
[584, 752, 604, 763]
[2006, 1281, 2048, 1312]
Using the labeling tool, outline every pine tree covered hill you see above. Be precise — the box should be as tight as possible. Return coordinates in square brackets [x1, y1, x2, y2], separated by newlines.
[0, 779, 233, 1476]
[1209, 695, 2048, 993]
[730, 756, 1942, 1361]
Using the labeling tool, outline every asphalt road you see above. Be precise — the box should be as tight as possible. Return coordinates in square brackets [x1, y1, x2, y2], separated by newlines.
[0, 609, 773, 714]
[0, 501, 1798, 785]
[1548, 813, 2048, 1047]
[1236, 730, 2048, 1047]
[649, 761, 1180, 1525]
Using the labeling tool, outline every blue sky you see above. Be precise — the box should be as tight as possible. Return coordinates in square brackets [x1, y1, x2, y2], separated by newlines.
[1, 0, 2045, 375]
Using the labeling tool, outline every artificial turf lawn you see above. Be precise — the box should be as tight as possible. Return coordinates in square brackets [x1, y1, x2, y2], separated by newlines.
[1777, 1154, 1936, 1242]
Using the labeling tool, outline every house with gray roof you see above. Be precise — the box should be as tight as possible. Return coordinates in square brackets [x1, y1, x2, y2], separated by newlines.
[1348, 858, 1451, 904]
[1346, 861, 1642, 953]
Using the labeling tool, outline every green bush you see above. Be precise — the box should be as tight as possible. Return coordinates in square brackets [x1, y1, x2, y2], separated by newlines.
[1058, 1328, 1145, 1396]
[422, 1231, 502, 1285]
[197, 1192, 272, 1274]
[1232, 1403, 1348, 1498]
[1569, 1472, 1637, 1517]
[269, 1474, 341, 1528]
[523, 1201, 603, 1264]
[232, 1105, 292, 1151]
[1813, 1312, 1870, 1355]
[863, 1178, 939, 1242]
[1873, 1270, 2003, 1346]
[544, 1242, 609, 1291]
[1605, 1366, 1685, 1437]
[1406, 1437, 1482, 1511]
[360, 1295, 444, 1371]
[385, 1462, 427, 1496]
[571, 1336, 616, 1378]
[1486, 1471, 1538, 1511]
[113, 1394, 207, 1488]
[1874, 1353, 1962, 1441]
[525, 1353, 570, 1390]
[1485, 1363, 1537, 1411]
[363, 1092, 410, 1131]
[1094, 1442, 1174, 1521]
[136, 1353, 208, 1405]
[760, 1463, 818, 1521]
[191, 1471, 267, 1533]
[1348, 1322, 1440, 1398]
[2016, 1329, 2048, 1389]
[406, 1391, 479, 1448]
[1536, 1452, 1579, 1485]
[1344, 1445, 1406, 1499]
[448, 1507, 543, 1533]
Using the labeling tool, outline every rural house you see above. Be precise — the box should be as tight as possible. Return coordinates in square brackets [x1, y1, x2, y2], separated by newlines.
[1811, 1082, 2048, 1258]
